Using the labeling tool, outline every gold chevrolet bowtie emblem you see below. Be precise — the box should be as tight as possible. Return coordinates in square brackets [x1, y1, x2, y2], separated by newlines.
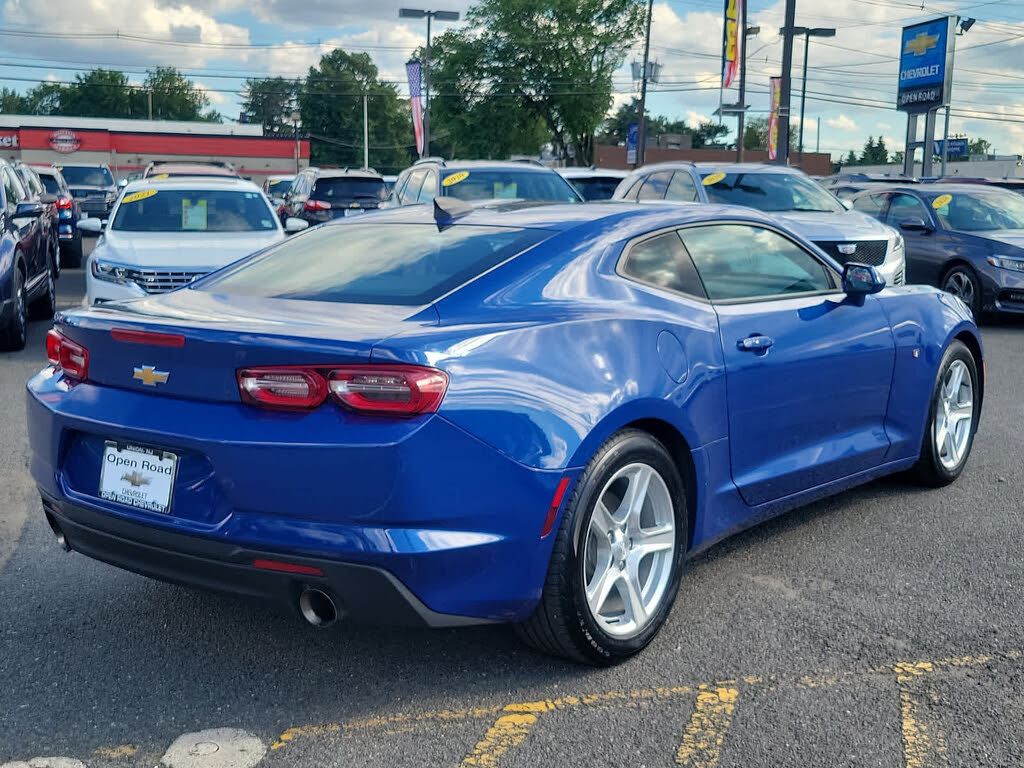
[133, 365, 169, 386]
[904, 32, 939, 56]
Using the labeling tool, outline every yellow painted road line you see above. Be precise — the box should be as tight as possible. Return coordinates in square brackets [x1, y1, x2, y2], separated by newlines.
[895, 662, 949, 768]
[458, 703, 551, 768]
[674, 685, 740, 767]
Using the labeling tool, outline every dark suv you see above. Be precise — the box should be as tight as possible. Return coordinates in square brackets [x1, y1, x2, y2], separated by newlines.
[34, 166, 83, 267]
[283, 168, 390, 225]
[57, 163, 118, 220]
[390, 159, 582, 206]
[1, 159, 58, 350]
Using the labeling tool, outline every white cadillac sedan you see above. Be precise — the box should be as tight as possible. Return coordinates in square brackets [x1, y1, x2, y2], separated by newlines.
[81, 177, 307, 305]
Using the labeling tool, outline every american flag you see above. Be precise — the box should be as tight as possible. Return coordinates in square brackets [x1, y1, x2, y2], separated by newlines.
[406, 60, 424, 155]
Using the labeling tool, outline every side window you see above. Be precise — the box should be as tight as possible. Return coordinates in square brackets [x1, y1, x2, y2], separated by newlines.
[852, 193, 887, 216]
[885, 193, 928, 226]
[619, 231, 706, 298]
[1, 168, 16, 214]
[7, 168, 27, 203]
[637, 171, 673, 201]
[679, 224, 834, 301]
[403, 169, 426, 203]
[417, 170, 438, 202]
[393, 171, 411, 202]
[666, 171, 699, 202]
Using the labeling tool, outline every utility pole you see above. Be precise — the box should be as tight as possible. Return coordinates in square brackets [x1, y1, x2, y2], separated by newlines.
[795, 27, 835, 165]
[636, 0, 654, 167]
[363, 94, 369, 169]
[148, 90, 153, 121]
[736, 0, 748, 162]
[776, 0, 796, 165]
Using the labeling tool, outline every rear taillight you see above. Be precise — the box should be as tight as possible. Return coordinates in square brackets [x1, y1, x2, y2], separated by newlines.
[56, 196, 73, 210]
[328, 366, 448, 415]
[46, 329, 89, 380]
[236, 365, 448, 416]
[303, 199, 330, 211]
[237, 368, 327, 411]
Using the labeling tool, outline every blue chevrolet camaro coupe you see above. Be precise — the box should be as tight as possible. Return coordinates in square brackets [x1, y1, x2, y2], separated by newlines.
[27, 200, 982, 664]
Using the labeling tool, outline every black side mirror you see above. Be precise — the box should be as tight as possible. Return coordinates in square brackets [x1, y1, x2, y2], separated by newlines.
[842, 263, 886, 302]
[13, 202, 45, 218]
[899, 217, 932, 232]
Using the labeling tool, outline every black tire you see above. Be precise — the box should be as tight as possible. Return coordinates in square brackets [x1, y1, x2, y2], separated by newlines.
[516, 429, 687, 665]
[62, 231, 83, 269]
[28, 254, 56, 321]
[941, 264, 982, 318]
[0, 265, 28, 352]
[49, 232, 60, 278]
[910, 340, 979, 487]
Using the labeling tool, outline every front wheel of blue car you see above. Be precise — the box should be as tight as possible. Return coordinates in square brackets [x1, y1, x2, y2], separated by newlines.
[912, 340, 979, 487]
[516, 429, 687, 665]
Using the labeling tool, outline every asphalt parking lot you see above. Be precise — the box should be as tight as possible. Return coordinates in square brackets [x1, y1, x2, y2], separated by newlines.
[1, 242, 1022, 768]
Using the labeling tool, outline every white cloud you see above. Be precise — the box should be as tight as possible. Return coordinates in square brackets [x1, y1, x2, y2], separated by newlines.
[827, 114, 857, 131]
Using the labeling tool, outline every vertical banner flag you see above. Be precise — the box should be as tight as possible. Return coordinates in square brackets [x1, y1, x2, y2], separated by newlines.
[721, 0, 742, 88]
[767, 76, 781, 160]
[406, 60, 424, 155]
[626, 122, 639, 165]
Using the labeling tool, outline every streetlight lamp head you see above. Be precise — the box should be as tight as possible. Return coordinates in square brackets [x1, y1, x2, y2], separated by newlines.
[958, 17, 975, 33]
[433, 10, 460, 20]
[290, 110, 300, 123]
[745, 25, 761, 36]
[809, 27, 836, 37]
[399, 8, 426, 18]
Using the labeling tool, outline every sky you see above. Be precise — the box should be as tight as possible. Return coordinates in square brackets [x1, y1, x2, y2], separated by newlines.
[1, 0, 1022, 160]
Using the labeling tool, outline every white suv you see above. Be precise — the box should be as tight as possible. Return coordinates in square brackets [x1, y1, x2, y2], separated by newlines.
[82, 177, 307, 305]
[613, 163, 906, 287]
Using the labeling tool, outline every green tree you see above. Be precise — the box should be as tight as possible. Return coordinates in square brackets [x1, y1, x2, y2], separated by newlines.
[144, 67, 215, 121]
[599, 100, 665, 145]
[843, 149, 858, 167]
[299, 49, 410, 172]
[463, 0, 646, 165]
[425, 32, 550, 159]
[968, 137, 991, 156]
[690, 121, 729, 149]
[0, 87, 29, 114]
[20, 82, 65, 115]
[859, 135, 888, 165]
[242, 77, 300, 135]
[742, 116, 770, 151]
[59, 69, 133, 118]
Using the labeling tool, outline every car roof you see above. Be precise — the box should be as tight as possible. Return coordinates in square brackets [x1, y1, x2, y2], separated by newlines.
[414, 160, 559, 173]
[692, 163, 802, 174]
[313, 168, 384, 179]
[121, 176, 263, 194]
[557, 168, 629, 179]
[55, 163, 110, 168]
[850, 183, 1013, 196]
[147, 163, 237, 177]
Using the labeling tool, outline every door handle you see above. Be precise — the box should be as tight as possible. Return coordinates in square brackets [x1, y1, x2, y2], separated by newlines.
[737, 335, 774, 352]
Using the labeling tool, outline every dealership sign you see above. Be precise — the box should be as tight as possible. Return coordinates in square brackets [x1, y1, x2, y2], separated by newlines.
[49, 129, 82, 153]
[897, 16, 956, 113]
[767, 76, 781, 161]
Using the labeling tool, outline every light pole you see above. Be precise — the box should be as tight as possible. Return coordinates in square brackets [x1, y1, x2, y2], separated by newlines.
[736, 22, 760, 162]
[636, 0, 653, 167]
[399, 8, 460, 157]
[290, 110, 300, 173]
[790, 26, 836, 164]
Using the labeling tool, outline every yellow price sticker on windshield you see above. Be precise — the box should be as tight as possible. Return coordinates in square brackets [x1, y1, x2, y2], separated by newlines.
[121, 189, 157, 204]
[442, 171, 469, 187]
[152, 173, 169, 179]
[932, 193, 952, 209]
[702, 172, 727, 185]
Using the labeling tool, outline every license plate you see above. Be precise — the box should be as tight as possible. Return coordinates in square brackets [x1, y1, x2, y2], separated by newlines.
[99, 441, 179, 514]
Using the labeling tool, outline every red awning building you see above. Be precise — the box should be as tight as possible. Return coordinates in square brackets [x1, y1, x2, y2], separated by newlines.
[0, 115, 309, 183]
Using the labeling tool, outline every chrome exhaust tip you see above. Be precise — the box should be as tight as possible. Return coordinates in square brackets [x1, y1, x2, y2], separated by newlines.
[298, 588, 339, 628]
[44, 511, 70, 552]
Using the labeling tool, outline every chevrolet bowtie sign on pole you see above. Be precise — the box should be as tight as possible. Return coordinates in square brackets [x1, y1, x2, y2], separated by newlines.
[898, 16, 957, 178]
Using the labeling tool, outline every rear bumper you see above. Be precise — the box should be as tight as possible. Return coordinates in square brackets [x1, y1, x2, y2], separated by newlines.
[40, 492, 485, 627]
[27, 369, 569, 622]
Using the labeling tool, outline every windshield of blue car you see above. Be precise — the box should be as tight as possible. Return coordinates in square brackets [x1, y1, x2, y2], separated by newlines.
[567, 177, 623, 201]
[199, 223, 553, 305]
[928, 190, 1024, 232]
[311, 177, 389, 201]
[442, 171, 580, 203]
[700, 172, 844, 213]
[111, 189, 278, 232]
[58, 166, 114, 187]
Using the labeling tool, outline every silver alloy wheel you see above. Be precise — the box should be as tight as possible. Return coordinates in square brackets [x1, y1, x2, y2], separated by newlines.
[943, 270, 975, 309]
[582, 462, 676, 639]
[933, 359, 974, 471]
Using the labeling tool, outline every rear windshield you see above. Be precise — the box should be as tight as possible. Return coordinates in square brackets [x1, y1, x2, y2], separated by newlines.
[59, 166, 113, 187]
[311, 177, 389, 202]
[567, 177, 623, 201]
[700, 171, 843, 213]
[266, 178, 293, 196]
[38, 174, 61, 195]
[111, 189, 277, 232]
[442, 171, 580, 203]
[198, 223, 552, 305]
